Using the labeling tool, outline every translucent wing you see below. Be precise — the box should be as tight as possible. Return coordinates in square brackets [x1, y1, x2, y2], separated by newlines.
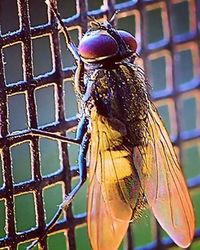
[133, 103, 195, 248]
[87, 110, 141, 250]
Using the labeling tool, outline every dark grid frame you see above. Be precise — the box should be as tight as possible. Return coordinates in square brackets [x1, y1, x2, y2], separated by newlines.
[0, 0, 200, 249]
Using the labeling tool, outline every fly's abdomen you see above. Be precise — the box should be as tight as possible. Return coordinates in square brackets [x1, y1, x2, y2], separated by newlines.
[90, 109, 141, 216]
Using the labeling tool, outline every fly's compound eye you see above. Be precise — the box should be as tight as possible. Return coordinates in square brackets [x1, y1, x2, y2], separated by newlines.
[78, 30, 137, 62]
[117, 30, 137, 54]
[79, 33, 119, 62]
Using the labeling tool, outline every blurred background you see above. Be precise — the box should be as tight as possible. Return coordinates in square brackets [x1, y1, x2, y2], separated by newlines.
[0, 0, 200, 249]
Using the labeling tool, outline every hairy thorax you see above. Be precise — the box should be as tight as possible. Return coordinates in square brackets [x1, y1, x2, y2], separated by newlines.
[84, 62, 150, 147]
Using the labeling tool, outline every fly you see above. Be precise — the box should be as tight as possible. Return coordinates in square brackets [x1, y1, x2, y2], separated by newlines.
[26, 1, 195, 249]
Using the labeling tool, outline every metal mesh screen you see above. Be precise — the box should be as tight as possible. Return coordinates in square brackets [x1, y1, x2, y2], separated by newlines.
[0, 0, 199, 249]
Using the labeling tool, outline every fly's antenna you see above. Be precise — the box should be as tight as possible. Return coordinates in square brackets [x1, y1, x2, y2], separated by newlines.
[45, 0, 80, 60]
[87, 15, 101, 27]
[109, 10, 120, 24]
[87, 15, 98, 22]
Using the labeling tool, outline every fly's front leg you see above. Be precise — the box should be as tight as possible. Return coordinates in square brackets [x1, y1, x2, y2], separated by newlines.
[46, 0, 85, 96]
[46, 1, 83, 66]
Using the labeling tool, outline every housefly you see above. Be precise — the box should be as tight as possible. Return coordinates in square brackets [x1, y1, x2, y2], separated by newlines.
[27, 1, 195, 249]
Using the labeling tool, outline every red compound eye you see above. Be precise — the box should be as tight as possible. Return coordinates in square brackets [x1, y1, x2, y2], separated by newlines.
[78, 29, 137, 62]
[118, 30, 137, 53]
[79, 33, 119, 61]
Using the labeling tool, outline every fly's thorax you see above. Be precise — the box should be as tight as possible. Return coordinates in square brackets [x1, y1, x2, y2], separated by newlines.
[84, 62, 150, 146]
[83, 66, 115, 116]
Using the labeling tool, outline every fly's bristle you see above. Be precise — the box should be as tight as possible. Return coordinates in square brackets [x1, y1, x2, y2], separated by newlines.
[131, 192, 147, 220]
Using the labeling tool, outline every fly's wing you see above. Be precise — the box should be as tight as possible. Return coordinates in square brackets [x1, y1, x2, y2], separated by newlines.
[133, 103, 195, 248]
[88, 111, 141, 250]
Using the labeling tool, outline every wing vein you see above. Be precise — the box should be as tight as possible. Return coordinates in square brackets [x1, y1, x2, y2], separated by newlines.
[148, 116, 160, 201]
[102, 131, 130, 206]
[160, 139, 192, 234]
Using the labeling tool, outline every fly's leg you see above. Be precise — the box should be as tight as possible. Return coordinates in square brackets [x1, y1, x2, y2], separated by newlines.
[61, 115, 89, 207]
[61, 132, 90, 208]
[74, 58, 85, 95]
[46, 0, 85, 95]
[45, 0, 79, 60]
[11, 128, 81, 145]
[26, 117, 90, 250]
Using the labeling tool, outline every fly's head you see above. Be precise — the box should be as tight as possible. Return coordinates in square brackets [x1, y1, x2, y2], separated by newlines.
[78, 18, 137, 64]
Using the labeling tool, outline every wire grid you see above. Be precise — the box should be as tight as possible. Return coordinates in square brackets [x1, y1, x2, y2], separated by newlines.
[0, 0, 200, 249]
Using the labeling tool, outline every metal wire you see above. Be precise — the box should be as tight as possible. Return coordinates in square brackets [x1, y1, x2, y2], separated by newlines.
[0, 0, 199, 249]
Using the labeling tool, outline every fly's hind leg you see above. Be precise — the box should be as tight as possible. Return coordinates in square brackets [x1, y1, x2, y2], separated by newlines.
[26, 116, 90, 250]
